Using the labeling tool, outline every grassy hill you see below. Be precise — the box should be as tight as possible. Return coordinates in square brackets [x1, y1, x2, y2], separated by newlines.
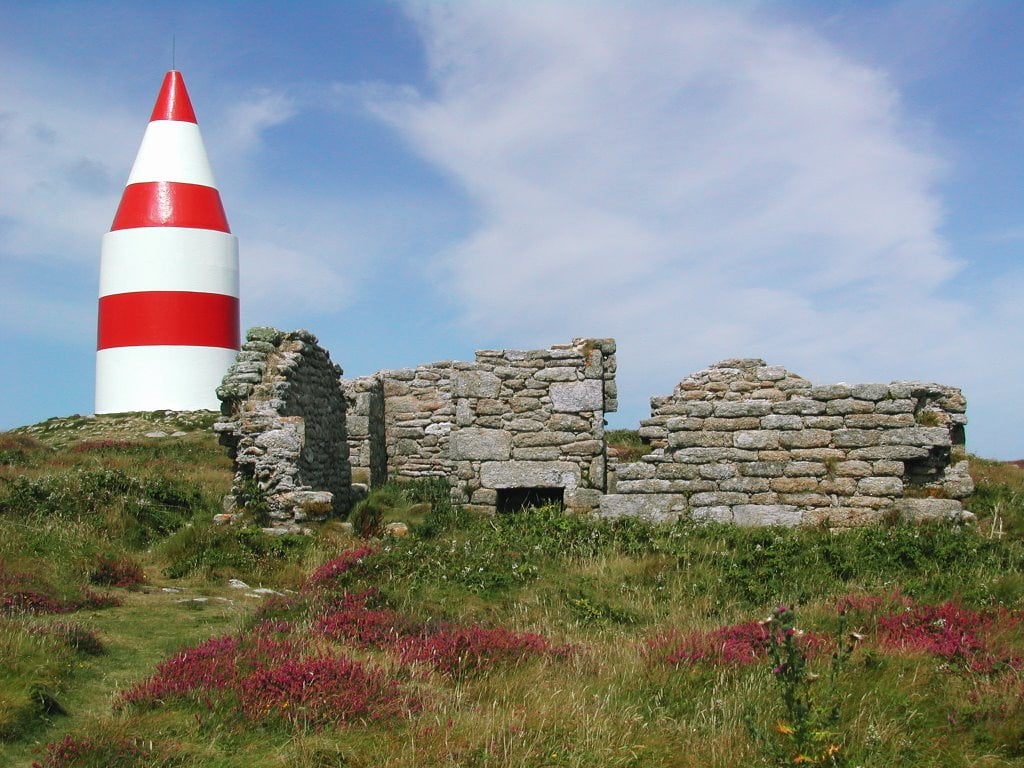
[1, 416, 1023, 767]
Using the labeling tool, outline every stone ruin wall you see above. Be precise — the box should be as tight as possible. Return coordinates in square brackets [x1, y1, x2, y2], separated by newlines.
[599, 358, 973, 527]
[342, 376, 386, 488]
[341, 338, 618, 513]
[214, 328, 352, 530]
[214, 329, 973, 531]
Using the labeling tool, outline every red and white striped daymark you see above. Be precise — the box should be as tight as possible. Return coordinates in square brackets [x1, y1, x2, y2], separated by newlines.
[96, 70, 240, 414]
[109, 70, 228, 233]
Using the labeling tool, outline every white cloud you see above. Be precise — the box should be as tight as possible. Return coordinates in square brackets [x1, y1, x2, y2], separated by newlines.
[0, 56, 137, 265]
[371, 2, 1020, 456]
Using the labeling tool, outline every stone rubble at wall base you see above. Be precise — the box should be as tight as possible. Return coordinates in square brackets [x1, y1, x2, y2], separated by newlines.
[216, 331, 973, 532]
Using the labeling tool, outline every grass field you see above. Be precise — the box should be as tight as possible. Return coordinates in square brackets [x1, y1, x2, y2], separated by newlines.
[1, 417, 1023, 767]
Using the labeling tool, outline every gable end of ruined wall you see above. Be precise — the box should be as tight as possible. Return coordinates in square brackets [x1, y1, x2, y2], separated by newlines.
[600, 358, 973, 528]
[215, 327, 352, 531]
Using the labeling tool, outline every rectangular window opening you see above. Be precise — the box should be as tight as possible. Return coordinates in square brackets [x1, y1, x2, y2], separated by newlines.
[496, 487, 564, 515]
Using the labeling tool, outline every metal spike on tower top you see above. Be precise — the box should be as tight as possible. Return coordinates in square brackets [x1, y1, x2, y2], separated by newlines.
[95, 70, 240, 414]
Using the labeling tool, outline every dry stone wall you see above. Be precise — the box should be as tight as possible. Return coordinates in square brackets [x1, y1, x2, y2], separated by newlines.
[342, 376, 386, 488]
[599, 359, 973, 527]
[214, 329, 973, 531]
[215, 328, 351, 530]
[451, 339, 616, 512]
[343, 338, 618, 513]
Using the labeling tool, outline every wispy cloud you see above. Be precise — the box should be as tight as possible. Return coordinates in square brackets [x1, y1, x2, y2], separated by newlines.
[371, 2, 1020, 455]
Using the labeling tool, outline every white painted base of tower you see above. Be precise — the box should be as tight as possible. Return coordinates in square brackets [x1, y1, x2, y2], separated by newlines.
[96, 345, 238, 413]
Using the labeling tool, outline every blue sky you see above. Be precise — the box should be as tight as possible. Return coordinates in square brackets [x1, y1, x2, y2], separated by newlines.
[1, 1, 1021, 459]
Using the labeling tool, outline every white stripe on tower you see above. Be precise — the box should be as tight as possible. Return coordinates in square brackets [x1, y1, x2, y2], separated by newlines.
[126, 121, 216, 186]
[95, 70, 240, 415]
[99, 228, 239, 297]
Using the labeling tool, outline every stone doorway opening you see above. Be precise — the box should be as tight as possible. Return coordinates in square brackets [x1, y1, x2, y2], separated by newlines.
[496, 487, 564, 514]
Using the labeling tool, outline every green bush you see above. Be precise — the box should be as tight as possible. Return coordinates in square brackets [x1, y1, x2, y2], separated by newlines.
[0, 469, 208, 544]
[159, 524, 312, 580]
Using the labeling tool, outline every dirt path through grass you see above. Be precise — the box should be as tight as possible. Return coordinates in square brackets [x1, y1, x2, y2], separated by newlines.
[0, 583, 253, 766]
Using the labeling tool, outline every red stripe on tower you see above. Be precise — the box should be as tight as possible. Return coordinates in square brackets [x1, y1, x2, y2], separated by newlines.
[149, 70, 197, 122]
[96, 70, 240, 414]
[110, 182, 230, 231]
[97, 292, 240, 350]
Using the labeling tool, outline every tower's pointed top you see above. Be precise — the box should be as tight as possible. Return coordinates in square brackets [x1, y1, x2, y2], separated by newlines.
[149, 70, 197, 123]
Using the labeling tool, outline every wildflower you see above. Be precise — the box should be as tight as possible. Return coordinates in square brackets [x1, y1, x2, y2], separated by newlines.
[775, 722, 795, 735]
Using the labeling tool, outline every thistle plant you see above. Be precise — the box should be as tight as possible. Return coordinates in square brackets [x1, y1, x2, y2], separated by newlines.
[753, 605, 857, 766]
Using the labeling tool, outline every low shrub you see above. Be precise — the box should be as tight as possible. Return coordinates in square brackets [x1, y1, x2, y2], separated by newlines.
[30, 622, 105, 656]
[313, 589, 410, 648]
[397, 623, 570, 675]
[877, 601, 1024, 673]
[119, 634, 241, 707]
[30, 734, 161, 768]
[606, 429, 649, 462]
[0, 565, 120, 615]
[0, 468, 208, 545]
[70, 440, 141, 453]
[650, 617, 827, 669]
[237, 654, 413, 729]
[160, 524, 312, 580]
[303, 546, 376, 591]
[89, 555, 145, 588]
[308, 584, 570, 676]
[0, 434, 47, 466]
[120, 629, 413, 731]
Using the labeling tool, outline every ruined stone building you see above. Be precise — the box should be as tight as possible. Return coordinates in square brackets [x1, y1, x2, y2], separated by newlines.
[215, 328, 972, 531]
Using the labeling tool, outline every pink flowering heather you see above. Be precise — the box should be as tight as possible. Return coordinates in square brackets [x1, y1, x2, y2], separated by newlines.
[252, 618, 293, 635]
[119, 634, 241, 706]
[834, 590, 913, 617]
[31, 734, 154, 768]
[76, 589, 122, 610]
[30, 622, 105, 655]
[397, 623, 570, 675]
[313, 589, 411, 649]
[237, 654, 414, 729]
[653, 621, 772, 668]
[0, 565, 121, 615]
[1, 565, 63, 614]
[877, 602, 1024, 673]
[303, 546, 376, 590]
[90, 554, 146, 588]
[119, 629, 416, 730]
[251, 592, 300, 623]
[651, 619, 828, 669]
[310, 588, 570, 675]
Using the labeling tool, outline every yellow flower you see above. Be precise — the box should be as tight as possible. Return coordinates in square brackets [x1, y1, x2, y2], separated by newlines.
[775, 721, 795, 735]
